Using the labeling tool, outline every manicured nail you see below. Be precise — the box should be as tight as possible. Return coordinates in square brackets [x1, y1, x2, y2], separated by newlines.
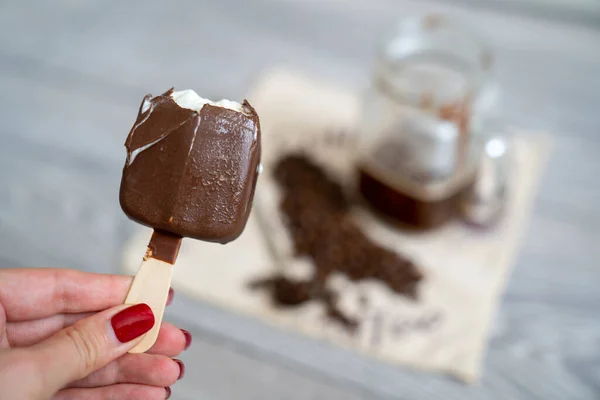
[111, 303, 154, 343]
[165, 386, 171, 399]
[181, 329, 192, 350]
[166, 288, 174, 305]
[174, 359, 185, 380]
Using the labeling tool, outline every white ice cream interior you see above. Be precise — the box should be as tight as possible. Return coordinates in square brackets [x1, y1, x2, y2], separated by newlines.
[170, 89, 245, 113]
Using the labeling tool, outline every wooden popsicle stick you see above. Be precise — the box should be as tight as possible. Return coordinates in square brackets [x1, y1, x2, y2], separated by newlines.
[125, 257, 173, 353]
[125, 230, 181, 353]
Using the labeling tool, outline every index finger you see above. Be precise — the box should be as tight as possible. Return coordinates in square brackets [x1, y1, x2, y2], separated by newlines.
[0, 268, 133, 322]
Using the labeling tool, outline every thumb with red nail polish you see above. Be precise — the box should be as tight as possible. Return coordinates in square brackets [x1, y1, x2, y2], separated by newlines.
[19, 304, 154, 396]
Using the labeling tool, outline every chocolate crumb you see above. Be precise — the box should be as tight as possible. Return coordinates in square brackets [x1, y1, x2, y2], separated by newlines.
[253, 154, 423, 331]
[250, 275, 358, 333]
[325, 300, 359, 333]
[250, 275, 317, 306]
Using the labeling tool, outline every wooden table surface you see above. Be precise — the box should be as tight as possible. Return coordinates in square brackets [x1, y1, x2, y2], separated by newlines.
[0, 1, 599, 399]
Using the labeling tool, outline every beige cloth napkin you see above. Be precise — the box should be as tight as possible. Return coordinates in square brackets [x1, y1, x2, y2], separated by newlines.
[122, 67, 549, 382]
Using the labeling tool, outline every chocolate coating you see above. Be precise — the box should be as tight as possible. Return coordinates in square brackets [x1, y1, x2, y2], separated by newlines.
[146, 230, 182, 264]
[120, 89, 261, 243]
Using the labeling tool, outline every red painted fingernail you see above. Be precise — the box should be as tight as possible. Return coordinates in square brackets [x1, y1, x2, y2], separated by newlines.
[110, 303, 154, 343]
[165, 386, 171, 399]
[181, 329, 192, 350]
[166, 288, 174, 305]
[174, 359, 185, 380]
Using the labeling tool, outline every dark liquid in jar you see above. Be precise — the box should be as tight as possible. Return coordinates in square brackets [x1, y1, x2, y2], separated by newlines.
[358, 167, 475, 230]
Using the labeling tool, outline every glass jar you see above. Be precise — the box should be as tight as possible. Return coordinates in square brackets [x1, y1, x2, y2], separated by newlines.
[357, 14, 498, 230]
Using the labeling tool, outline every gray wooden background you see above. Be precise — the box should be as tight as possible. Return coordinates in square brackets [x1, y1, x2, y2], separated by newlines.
[0, 0, 599, 399]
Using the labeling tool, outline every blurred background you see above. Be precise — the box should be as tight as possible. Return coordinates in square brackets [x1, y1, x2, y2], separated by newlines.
[1, 0, 599, 399]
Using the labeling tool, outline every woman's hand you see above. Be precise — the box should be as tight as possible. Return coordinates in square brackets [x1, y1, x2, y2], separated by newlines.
[0, 268, 191, 400]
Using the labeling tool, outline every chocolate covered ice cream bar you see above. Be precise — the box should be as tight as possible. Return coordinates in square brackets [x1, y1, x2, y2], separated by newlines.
[120, 88, 261, 243]
[120, 89, 261, 353]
